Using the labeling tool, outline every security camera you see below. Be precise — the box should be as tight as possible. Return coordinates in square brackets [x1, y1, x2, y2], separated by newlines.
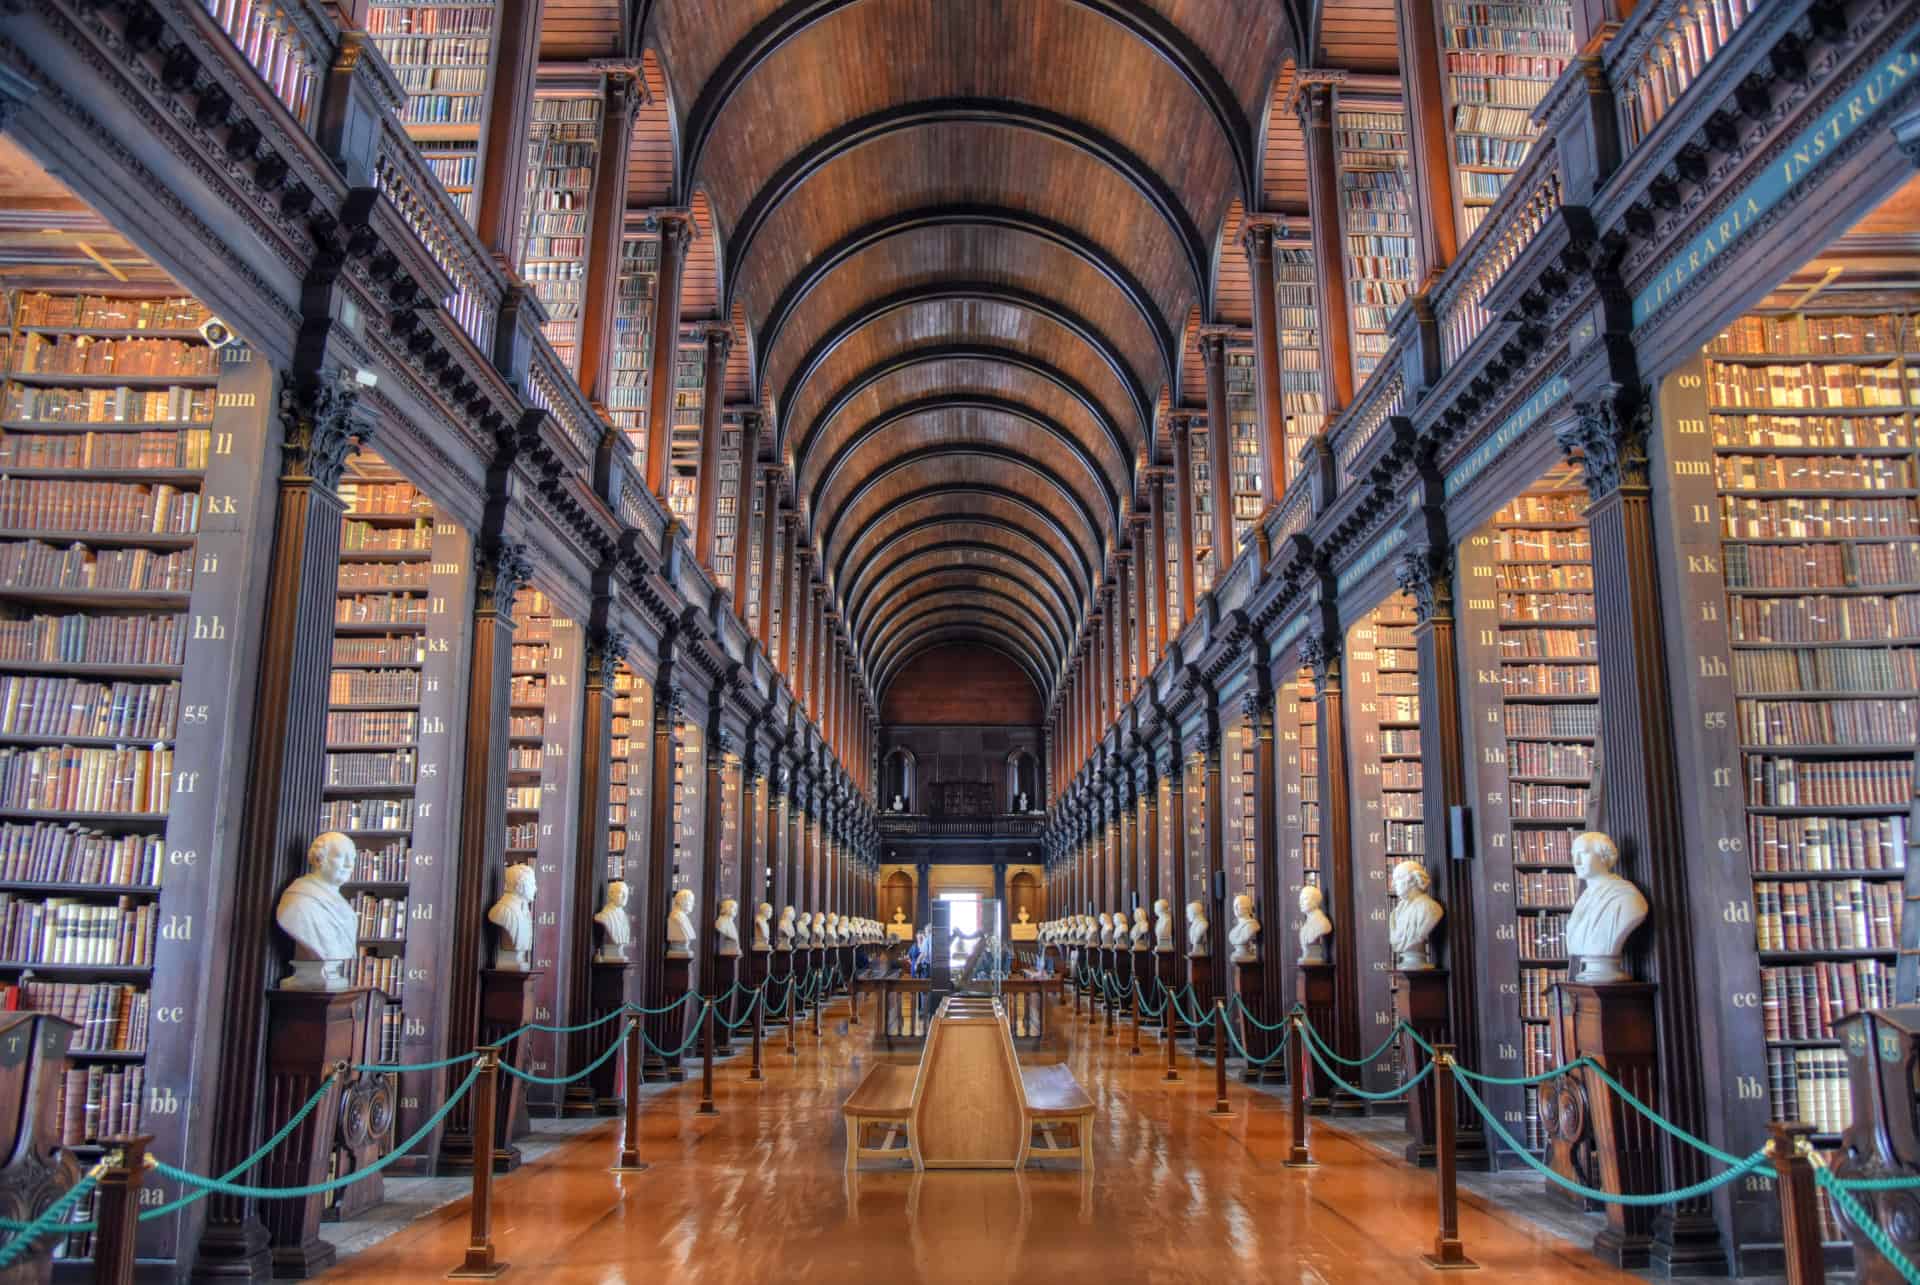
[197, 317, 234, 349]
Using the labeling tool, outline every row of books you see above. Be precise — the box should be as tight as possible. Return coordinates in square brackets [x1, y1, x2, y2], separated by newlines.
[337, 561, 429, 590]
[0, 743, 173, 814]
[1498, 628, 1598, 659]
[1514, 827, 1581, 865]
[1724, 540, 1920, 590]
[0, 479, 200, 534]
[352, 953, 403, 996]
[1504, 702, 1599, 738]
[13, 335, 215, 378]
[0, 676, 178, 742]
[1707, 362, 1917, 409]
[1499, 591, 1592, 622]
[1716, 414, 1911, 450]
[424, 149, 476, 194]
[335, 594, 428, 627]
[1731, 645, 1920, 694]
[1727, 593, 1920, 644]
[1449, 74, 1556, 107]
[1455, 136, 1534, 168]
[333, 636, 424, 667]
[400, 94, 484, 126]
[509, 677, 547, 705]
[352, 893, 407, 941]
[341, 519, 432, 552]
[1737, 698, 1918, 746]
[0, 893, 156, 965]
[1, 608, 187, 668]
[1510, 783, 1588, 819]
[366, 5, 493, 36]
[1766, 1046, 1853, 1134]
[1745, 755, 1911, 807]
[506, 785, 541, 810]
[26, 980, 148, 1051]
[0, 822, 160, 886]
[327, 711, 417, 747]
[1492, 529, 1590, 560]
[1501, 662, 1599, 696]
[1750, 813, 1907, 873]
[1753, 877, 1901, 952]
[1518, 912, 1567, 962]
[1380, 729, 1421, 756]
[317, 797, 414, 832]
[370, 35, 491, 65]
[325, 749, 416, 788]
[1516, 870, 1577, 909]
[3, 384, 212, 425]
[341, 481, 429, 517]
[1495, 562, 1592, 590]
[53, 1062, 143, 1147]
[1519, 965, 1567, 1020]
[1381, 761, 1423, 790]
[1506, 741, 1592, 778]
[390, 66, 484, 93]
[0, 540, 194, 593]
[1715, 454, 1913, 493]
[347, 840, 412, 884]
[1762, 959, 1894, 1040]
[329, 668, 422, 706]
[1385, 820, 1425, 853]
[507, 746, 542, 772]
[1709, 313, 1913, 357]
[11, 294, 208, 331]
[0, 427, 211, 471]
[1719, 495, 1920, 539]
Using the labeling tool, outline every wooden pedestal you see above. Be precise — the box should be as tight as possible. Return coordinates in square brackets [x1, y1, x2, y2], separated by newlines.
[1555, 981, 1661, 1268]
[580, 962, 635, 1116]
[260, 988, 364, 1277]
[0, 1013, 78, 1285]
[1834, 1005, 1920, 1282]
[479, 969, 539, 1171]
[1296, 962, 1337, 1112]
[647, 954, 692, 1082]
[1234, 960, 1282, 1084]
[1392, 970, 1448, 1167]
[1185, 952, 1213, 1056]
[323, 990, 396, 1222]
[711, 953, 739, 1055]
[1154, 951, 1183, 1037]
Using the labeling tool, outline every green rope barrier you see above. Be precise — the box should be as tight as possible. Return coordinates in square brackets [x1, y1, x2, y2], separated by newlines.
[1454, 1074, 1770, 1206]
[514, 1006, 635, 1036]
[639, 1022, 703, 1062]
[152, 1064, 481, 1202]
[1222, 1015, 1292, 1067]
[623, 991, 702, 1017]
[1231, 994, 1290, 1032]
[354, 1050, 478, 1074]
[1827, 1171, 1920, 1192]
[1819, 1167, 1920, 1284]
[1302, 1033, 1434, 1102]
[714, 989, 763, 1030]
[499, 1021, 634, 1086]
[1451, 1056, 1591, 1088]
[1580, 1060, 1749, 1169]
[1133, 980, 1167, 1019]
[1297, 1013, 1405, 1068]
[0, 1167, 101, 1267]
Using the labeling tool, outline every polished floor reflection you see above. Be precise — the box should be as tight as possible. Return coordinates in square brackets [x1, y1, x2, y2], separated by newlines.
[318, 996, 1636, 1283]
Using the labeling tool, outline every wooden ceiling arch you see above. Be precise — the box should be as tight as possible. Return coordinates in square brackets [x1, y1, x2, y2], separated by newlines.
[849, 544, 1078, 649]
[858, 569, 1070, 661]
[866, 589, 1065, 676]
[872, 612, 1055, 697]
[841, 517, 1091, 621]
[829, 489, 1095, 607]
[876, 629, 1052, 707]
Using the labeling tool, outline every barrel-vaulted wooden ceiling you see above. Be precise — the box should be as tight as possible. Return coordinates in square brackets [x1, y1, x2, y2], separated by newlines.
[583, 0, 1398, 708]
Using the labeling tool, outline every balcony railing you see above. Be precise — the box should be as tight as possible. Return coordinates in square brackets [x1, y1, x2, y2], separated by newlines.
[1434, 148, 1564, 366]
[1607, 0, 1758, 150]
[877, 813, 1046, 839]
[371, 137, 503, 355]
[1331, 366, 1406, 489]
[200, 0, 332, 128]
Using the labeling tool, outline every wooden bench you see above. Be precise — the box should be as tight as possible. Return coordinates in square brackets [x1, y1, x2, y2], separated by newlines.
[1020, 1063, 1095, 1168]
[841, 1062, 917, 1169]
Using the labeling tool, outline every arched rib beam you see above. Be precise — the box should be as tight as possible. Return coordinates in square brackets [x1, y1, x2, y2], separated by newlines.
[873, 611, 1054, 700]
[847, 540, 1076, 648]
[842, 517, 1089, 621]
[867, 593, 1062, 681]
[830, 488, 1095, 612]
[860, 575, 1068, 665]
[877, 630, 1051, 710]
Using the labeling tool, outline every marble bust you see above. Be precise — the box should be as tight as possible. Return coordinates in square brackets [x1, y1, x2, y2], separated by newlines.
[753, 902, 773, 951]
[487, 862, 537, 971]
[1131, 907, 1150, 950]
[1017, 906, 1031, 925]
[1153, 898, 1173, 951]
[777, 905, 797, 950]
[1229, 894, 1259, 963]
[593, 880, 632, 963]
[1111, 912, 1127, 950]
[826, 912, 841, 946]
[715, 898, 741, 956]
[276, 831, 358, 990]
[1097, 912, 1114, 947]
[666, 888, 697, 958]
[1388, 859, 1443, 970]
[810, 910, 826, 946]
[1566, 831, 1649, 983]
[1185, 900, 1209, 957]
[892, 794, 904, 812]
[1298, 884, 1332, 964]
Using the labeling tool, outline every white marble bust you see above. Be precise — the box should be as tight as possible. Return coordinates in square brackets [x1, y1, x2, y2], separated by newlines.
[1017, 906, 1031, 925]
[1131, 907, 1150, 950]
[1298, 884, 1332, 964]
[1097, 912, 1114, 946]
[276, 831, 358, 990]
[1153, 899, 1173, 951]
[892, 794, 904, 811]
[715, 898, 741, 956]
[810, 910, 826, 946]
[1082, 915, 1098, 947]
[752, 902, 773, 951]
[488, 862, 537, 971]
[1567, 831, 1649, 983]
[666, 888, 697, 958]
[777, 905, 797, 950]
[1229, 894, 1260, 964]
[593, 880, 632, 963]
[1185, 900, 1209, 957]
[1388, 860, 1443, 970]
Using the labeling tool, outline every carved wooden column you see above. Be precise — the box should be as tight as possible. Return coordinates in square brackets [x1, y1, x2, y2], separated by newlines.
[437, 513, 533, 1164]
[692, 326, 734, 572]
[1392, 0, 1459, 285]
[562, 621, 622, 1111]
[1295, 74, 1356, 412]
[782, 519, 804, 678]
[790, 777, 809, 919]
[699, 712, 733, 1048]
[1139, 755, 1159, 913]
[731, 411, 763, 620]
[1398, 468, 1488, 1163]
[1246, 682, 1286, 1076]
[1160, 734, 1187, 1020]
[769, 763, 791, 916]
[643, 214, 693, 498]
[1199, 328, 1236, 581]
[578, 68, 642, 404]
[1169, 414, 1198, 632]
[1200, 713, 1228, 1017]
[1241, 217, 1289, 505]
[639, 651, 684, 1079]
[1559, 387, 1723, 1272]
[470, 0, 545, 263]
[1303, 619, 1363, 1096]
[196, 376, 360, 1274]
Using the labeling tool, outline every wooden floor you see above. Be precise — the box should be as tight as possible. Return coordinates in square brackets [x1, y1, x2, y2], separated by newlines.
[319, 998, 1637, 1283]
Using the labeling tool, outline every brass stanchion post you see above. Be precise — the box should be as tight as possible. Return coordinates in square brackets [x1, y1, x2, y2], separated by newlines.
[448, 1047, 508, 1277]
[94, 1136, 151, 1285]
[1421, 1045, 1477, 1271]
[1285, 1014, 1315, 1168]
[749, 987, 765, 1082]
[1129, 986, 1142, 1057]
[697, 1001, 718, 1116]
[1162, 989, 1179, 1083]
[613, 1019, 647, 1172]
[1769, 1122, 1827, 1285]
[1211, 1001, 1231, 1116]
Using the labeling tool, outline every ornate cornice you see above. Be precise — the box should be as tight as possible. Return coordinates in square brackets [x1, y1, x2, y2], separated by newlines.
[1559, 382, 1652, 498]
[278, 374, 361, 491]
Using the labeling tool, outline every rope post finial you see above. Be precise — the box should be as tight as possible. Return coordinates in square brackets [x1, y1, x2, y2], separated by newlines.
[93, 1135, 151, 1285]
[1767, 1120, 1827, 1285]
[448, 1046, 507, 1278]
[1421, 1042, 1478, 1272]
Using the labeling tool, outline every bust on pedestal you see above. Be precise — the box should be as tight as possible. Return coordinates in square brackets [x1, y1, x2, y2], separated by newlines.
[487, 863, 537, 971]
[593, 880, 632, 963]
[752, 902, 772, 951]
[1297, 885, 1332, 964]
[715, 899, 741, 957]
[1387, 859, 1441, 970]
[1130, 907, 1150, 951]
[666, 889, 697, 958]
[1152, 899, 1173, 951]
[276, 831, 359, 990]
[1566, 832, 1648, 982]
[777, 905, 797, 951]
[1228, 895, 1259, 963]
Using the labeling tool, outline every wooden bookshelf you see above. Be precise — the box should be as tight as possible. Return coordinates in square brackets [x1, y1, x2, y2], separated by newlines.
[519, 90, 603, 374]
[506, 587, 581, 1113]
[1274, 241, 1327, 491]
[364, 0, 495, 223]
[610, 233, 660, 461]
[1333, 98, 1415, 386]
[1275, 665, 1317, 1007]
[1458, 474, 1597, 1154]
[1439, 0, 1575, 239]
[667, 332, 705, 525]
[711, 413, 743, 597]
[1225, 344, 1262, 547]
[1189, 421, 1215, 598]
[1660, 295, 1920, 1246]
[1344, 591, 1423, 1095]
[671, 716, 704, 930]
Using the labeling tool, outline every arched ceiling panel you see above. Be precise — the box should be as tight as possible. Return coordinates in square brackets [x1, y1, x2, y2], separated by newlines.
[777, 297, 1144, 461]
[872, 608, 1055, 693]
[841, 518, 1087, 627]
[878, 628, 1051, 704]
[868, 594, 1062, 679]
[828, 492, 1093, 610]
[796, 357, 1128, 503]
[859, 570, 1068, 660]
[851, 543, 1077, 648]
[627, 50, 678, 207]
